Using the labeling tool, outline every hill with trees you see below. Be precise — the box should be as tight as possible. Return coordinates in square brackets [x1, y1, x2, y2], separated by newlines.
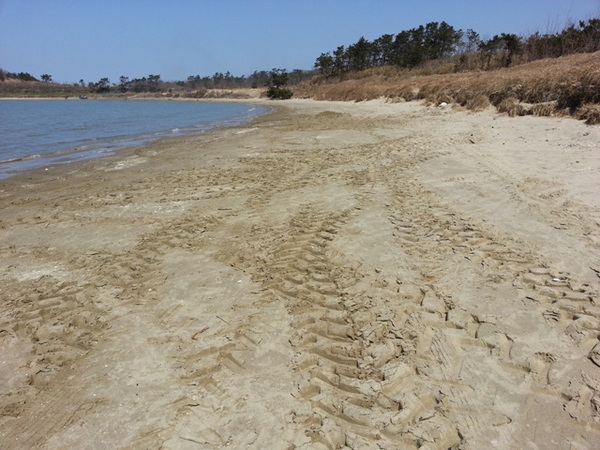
[301, 18, 600, 123]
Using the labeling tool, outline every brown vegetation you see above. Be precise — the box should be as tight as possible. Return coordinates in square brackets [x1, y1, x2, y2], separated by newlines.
[295, 51, 600, 122]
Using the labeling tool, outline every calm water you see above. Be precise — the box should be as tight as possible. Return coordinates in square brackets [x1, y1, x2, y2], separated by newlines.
[0, 100, 269, 179]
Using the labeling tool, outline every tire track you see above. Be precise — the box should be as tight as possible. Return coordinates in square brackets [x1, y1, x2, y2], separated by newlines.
[0, 266, 108, 428]
[377, 145, 600, 447]
[0, 203, 216, 447]
[256, 204, 463, 449]
[224, 134, 581, 447]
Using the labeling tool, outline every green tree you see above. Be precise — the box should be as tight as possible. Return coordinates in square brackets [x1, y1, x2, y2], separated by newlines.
[40, 74, 53, 83]
[423, 21, 463, 60]
[499, 33, 523, 66]
[269, 68, 288, 87]
[346, 36, 373, 72]
[89, 77, 110, 93]
[373, 34, 395, 66]
[266, 69, 293, 99]
[403, 26, 426, 68]
[315, 52, 335, 77]
[333, 45, 348, 75]
[479, 34, 522, 68]
[119, 75, 129, 92]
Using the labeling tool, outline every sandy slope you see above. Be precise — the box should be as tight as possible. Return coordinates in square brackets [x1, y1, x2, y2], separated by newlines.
[1, 99, 599, 449]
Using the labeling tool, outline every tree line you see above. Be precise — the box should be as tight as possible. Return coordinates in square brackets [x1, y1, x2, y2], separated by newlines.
[0, 67, 314, 95]
[314, 18, 600, 77]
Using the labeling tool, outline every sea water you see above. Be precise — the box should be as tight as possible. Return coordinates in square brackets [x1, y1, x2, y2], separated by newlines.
[0, 99, 269, 179]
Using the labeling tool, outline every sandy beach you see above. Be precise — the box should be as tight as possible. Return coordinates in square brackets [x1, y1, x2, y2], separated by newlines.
[1, 98, 600, 449]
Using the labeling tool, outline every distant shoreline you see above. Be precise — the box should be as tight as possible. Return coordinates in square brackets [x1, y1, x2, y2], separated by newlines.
[0, 87, 268, 102]
[0, 95, 268, 102]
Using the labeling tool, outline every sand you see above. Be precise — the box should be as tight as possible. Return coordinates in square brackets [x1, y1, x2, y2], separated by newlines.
[1, 98, 599, 449]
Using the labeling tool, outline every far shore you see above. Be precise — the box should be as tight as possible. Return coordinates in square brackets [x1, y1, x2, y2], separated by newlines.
[0, 87, 268, 102]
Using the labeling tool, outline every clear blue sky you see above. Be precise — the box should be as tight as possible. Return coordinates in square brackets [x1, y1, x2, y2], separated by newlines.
[1, 0, 598, 84]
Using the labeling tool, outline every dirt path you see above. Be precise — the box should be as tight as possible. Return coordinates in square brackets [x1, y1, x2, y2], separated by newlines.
[1, 100, 599, 449]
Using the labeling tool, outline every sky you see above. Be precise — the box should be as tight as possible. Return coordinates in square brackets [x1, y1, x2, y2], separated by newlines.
[1, 0, 599, 84]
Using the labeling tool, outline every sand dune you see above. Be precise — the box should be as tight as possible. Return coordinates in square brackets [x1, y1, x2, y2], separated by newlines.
[1, 99, 599, 449]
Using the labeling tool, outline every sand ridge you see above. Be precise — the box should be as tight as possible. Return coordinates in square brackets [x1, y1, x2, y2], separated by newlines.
[1, 99, 599, 448]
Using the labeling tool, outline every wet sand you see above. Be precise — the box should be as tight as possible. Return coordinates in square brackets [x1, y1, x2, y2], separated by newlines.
[1, 99, 600, 449]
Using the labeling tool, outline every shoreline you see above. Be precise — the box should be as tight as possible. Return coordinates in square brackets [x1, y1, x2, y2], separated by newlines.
[1, 99, 599, 448]
[0, 98, 274, 180]
[1, 103, 278, 184]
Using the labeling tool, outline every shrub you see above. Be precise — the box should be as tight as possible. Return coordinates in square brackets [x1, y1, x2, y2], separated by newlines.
[465, 93, 491, 111]
[267, 86, 293, 99]
[497, 97, 520, 116]
[577, 103, 600, 124]
[530, 102, 557, 117]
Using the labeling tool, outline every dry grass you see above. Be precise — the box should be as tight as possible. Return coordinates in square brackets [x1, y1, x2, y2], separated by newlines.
[577, 103, 600, 124]
[294, 51, 600, 122]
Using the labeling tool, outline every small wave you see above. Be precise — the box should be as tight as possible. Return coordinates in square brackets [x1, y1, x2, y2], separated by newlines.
[0, 153, 41, 164]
